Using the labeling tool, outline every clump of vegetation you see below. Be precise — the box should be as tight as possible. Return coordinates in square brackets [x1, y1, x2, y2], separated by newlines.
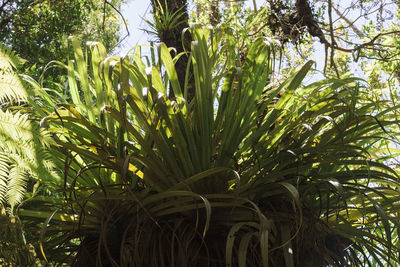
[1, 1, 400, 266]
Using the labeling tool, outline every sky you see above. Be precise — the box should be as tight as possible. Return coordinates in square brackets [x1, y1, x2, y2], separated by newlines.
[117, 0, 152, 54]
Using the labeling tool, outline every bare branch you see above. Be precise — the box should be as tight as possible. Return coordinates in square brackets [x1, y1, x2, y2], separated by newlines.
[328, 0, 340, 77]
[328, 0, 364, 38]
[103, 0, 130, 49]
[252, 0, 257, 11]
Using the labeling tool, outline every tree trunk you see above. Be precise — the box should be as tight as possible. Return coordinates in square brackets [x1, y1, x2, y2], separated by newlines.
[151, 0, 194, 102]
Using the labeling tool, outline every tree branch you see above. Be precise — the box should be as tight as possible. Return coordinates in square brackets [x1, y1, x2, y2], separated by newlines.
[327, 0, 364, 38]
[328, 0, 340, 77]
[103, 0, 130, 48]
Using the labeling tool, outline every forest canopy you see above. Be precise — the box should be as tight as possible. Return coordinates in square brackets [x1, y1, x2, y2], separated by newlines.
[0, 0, 125, 73]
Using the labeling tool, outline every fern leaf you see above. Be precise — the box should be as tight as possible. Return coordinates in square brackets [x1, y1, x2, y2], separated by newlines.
[0, 45, 27, 103]
[0, 110, 58, 210]
[0, 72, 27, 103]
[0, 44, 25, 70]
[5, 165, 27, 210]
[0, 110, 32, 146]
[0, 153, 9, 205]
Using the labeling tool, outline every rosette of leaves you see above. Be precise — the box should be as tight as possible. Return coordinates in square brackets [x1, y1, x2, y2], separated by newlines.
[20, 29, 400, 266]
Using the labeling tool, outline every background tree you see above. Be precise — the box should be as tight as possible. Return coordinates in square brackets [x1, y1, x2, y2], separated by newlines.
[262, 0, 400, 77]
[191, 0, 400, 77]
[0, 0, 126, 81]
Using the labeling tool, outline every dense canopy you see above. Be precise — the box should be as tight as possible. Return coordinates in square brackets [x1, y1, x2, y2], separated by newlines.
[0, 0, 124, 77]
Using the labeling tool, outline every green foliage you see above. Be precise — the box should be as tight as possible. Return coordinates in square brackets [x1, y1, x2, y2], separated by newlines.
[145, 0, 187, 37]
[16, 28, 400, 266]
[0, 46, 59, 213]
[0, 0, 124, 83]
[0, 210, 38, 266]
[0, 44, 27, 104]
[2, 1, 400, 266]
[0, 42, 60, 267]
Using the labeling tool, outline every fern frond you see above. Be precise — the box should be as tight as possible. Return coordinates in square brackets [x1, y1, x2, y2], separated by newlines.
[5, 165, 27, 210]
[0, 153, 9, 205]
[0, 110, 59, 210]
[14, 144, 61, 184]
[0, 72, 27, 103]
[0, 147, 61, 210]
[0, 45, 27, 103]
[0, 44, 25, 70]
[0, 111, 33, 145]
[0, 110, 54, 148]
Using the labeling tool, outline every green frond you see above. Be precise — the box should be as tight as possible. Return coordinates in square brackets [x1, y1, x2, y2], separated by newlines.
[0, 110, 59, 211]
[0, 72, 28, 104]
[145, 0, 187, 35]
[0, 44, 26, 71]
[0, 153, 9, 205]
[0, 110, 55, 150]
[0, 111, 32, 144]
[5, 165, 27, 210]
[0, 45, 28, 103]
